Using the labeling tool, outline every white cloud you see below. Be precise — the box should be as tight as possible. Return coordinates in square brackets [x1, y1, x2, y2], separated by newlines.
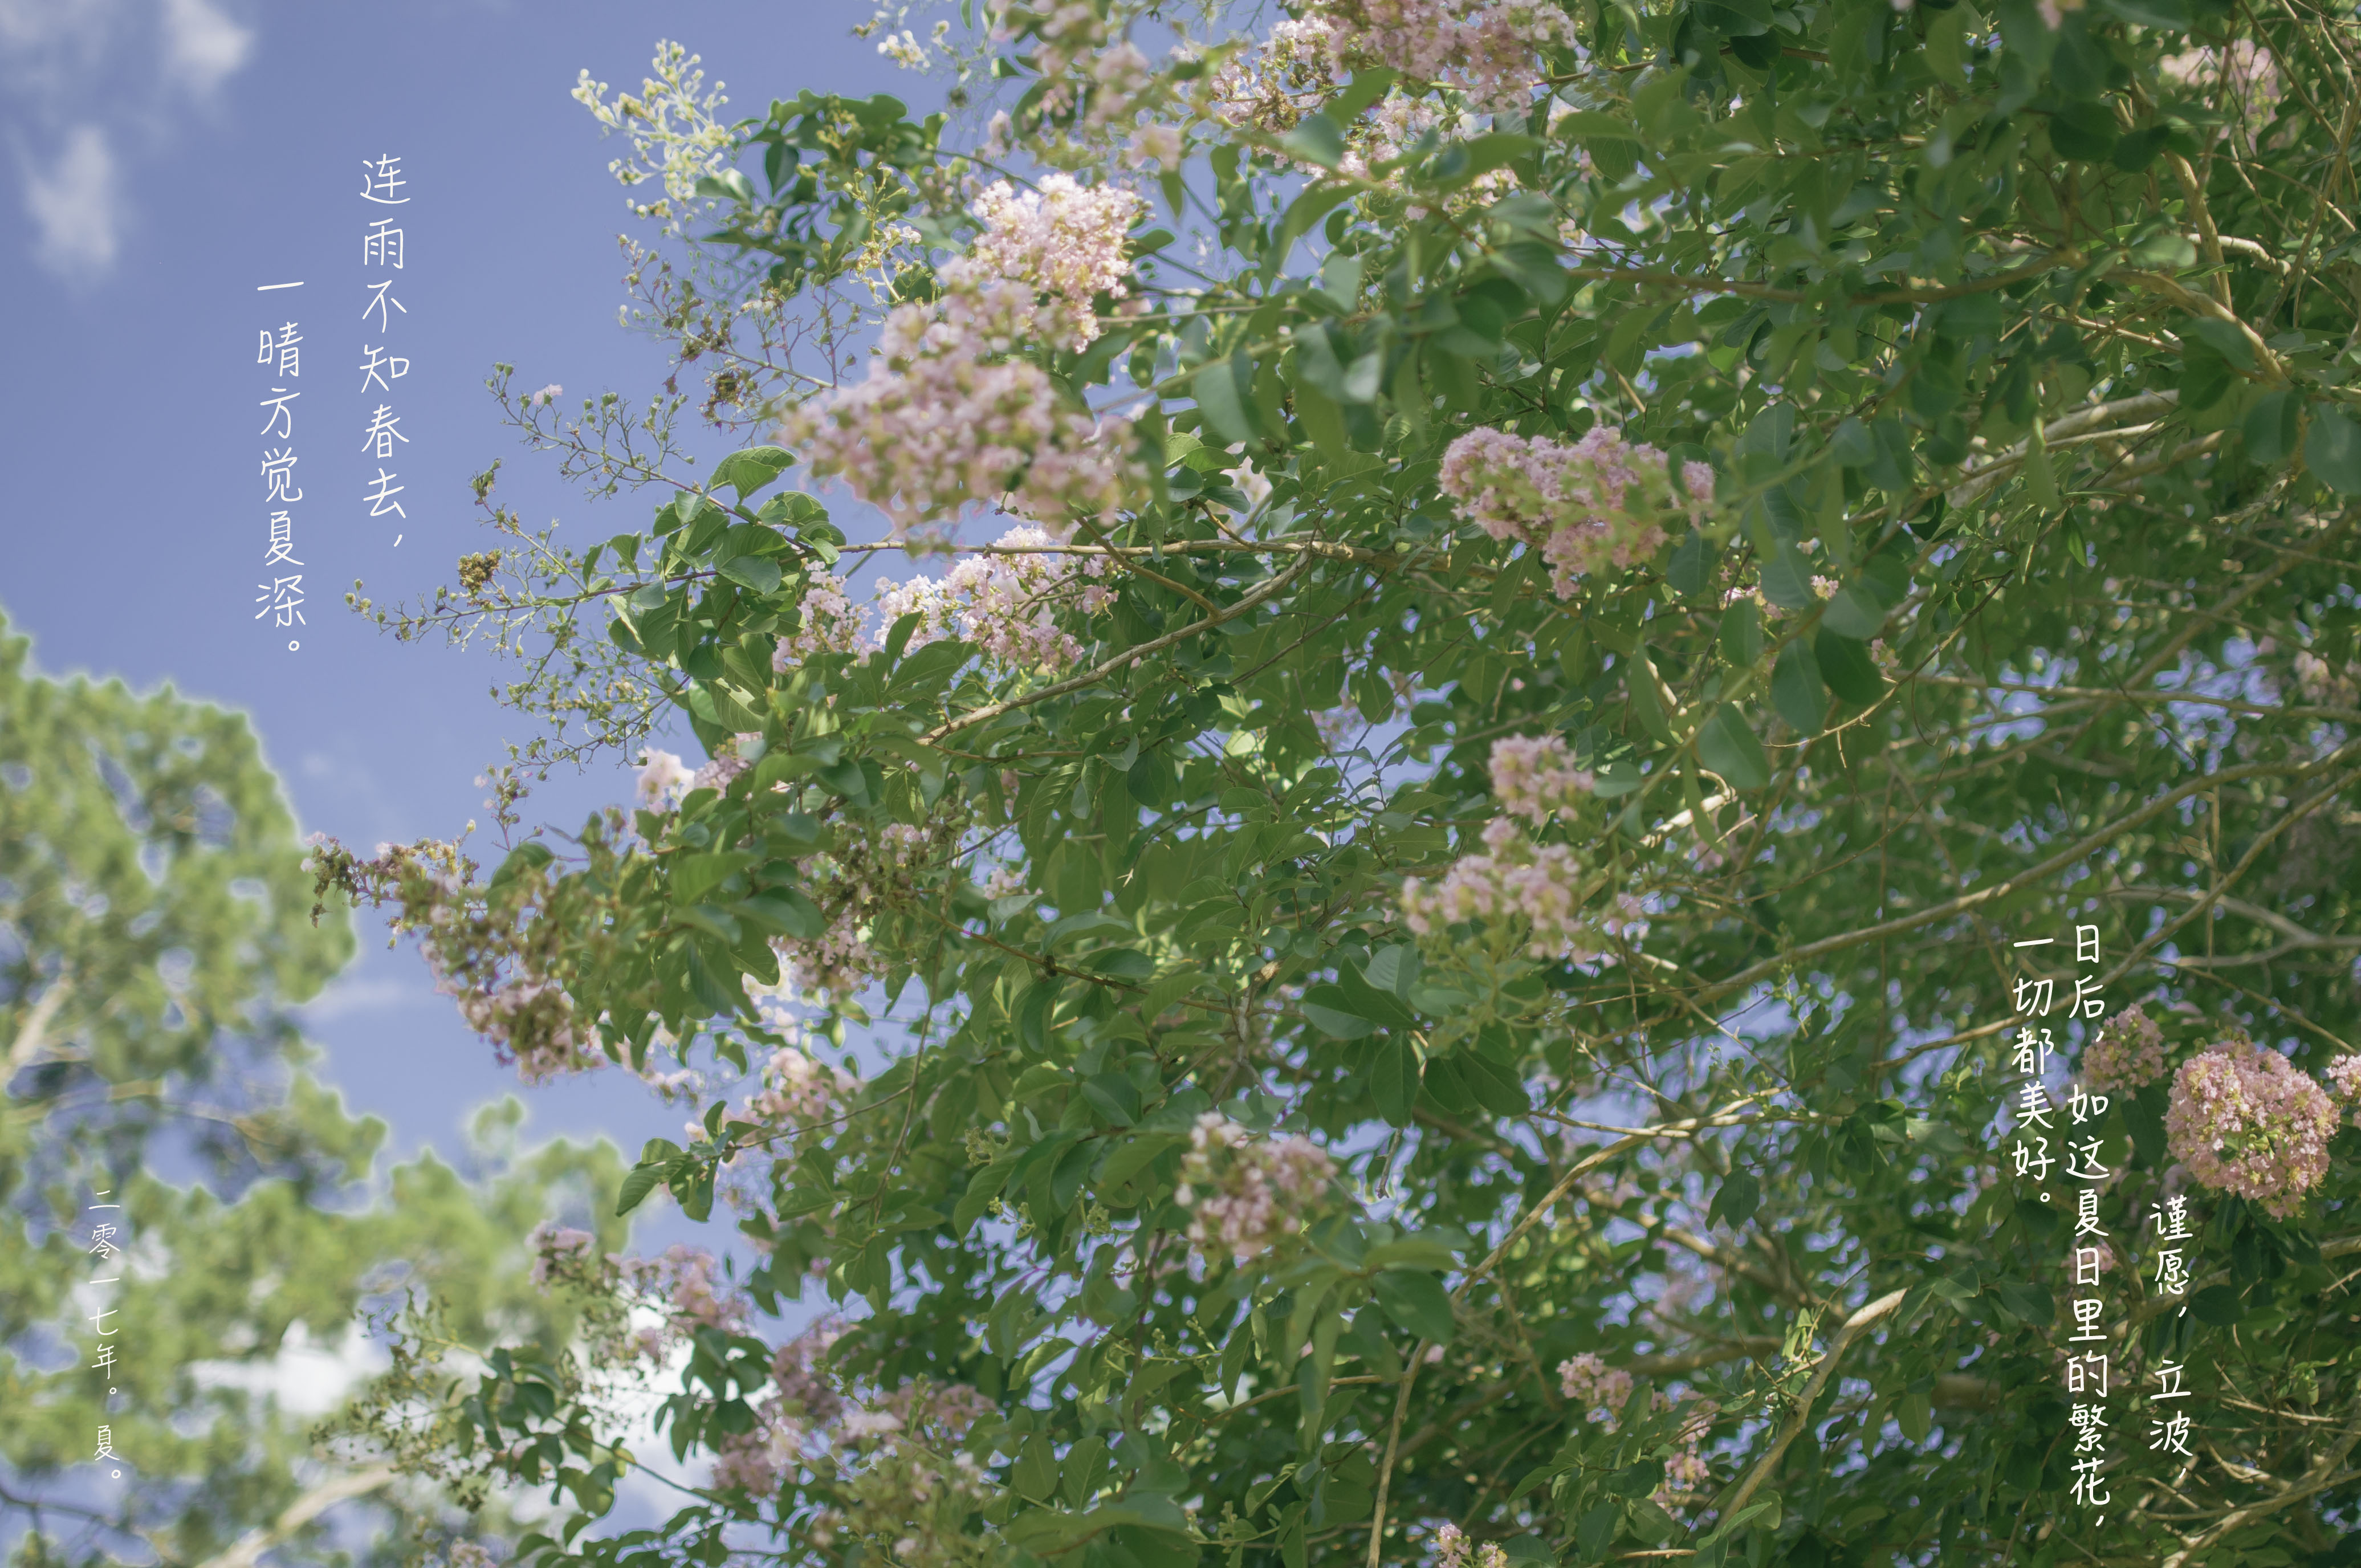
[2, 0, 255, 281]
[22, 123, 121, 279]
[160, 0, 249, 95]
[0, 0, 114, 80]
[188, 1320, 389, 1416]
[296, 972, 434, 1023]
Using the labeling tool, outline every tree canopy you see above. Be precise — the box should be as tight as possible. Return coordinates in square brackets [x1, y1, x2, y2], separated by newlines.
[0, 616, 627, 1568]
[327, 2, 2361, 1566]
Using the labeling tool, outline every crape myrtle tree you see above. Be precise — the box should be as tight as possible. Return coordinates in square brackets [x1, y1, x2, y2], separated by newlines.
[320, 0, 2361, 1563]
[0, 616, 632, 1568]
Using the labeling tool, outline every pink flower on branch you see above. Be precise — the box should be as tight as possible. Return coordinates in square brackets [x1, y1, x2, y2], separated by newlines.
[1439, 425, 1712, 598]
[2081, 1004, 2167, 1092]
[2164, 1035, 2339, 1219]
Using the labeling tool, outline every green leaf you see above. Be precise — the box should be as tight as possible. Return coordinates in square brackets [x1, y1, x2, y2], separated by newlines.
[1430, 132, 1540, 188]
[1279, 113, 1345, 169]
[1757, 541, 1818, 610]
[1718, 598, 1762, 667]
[1772, 640, 1828, 736]
[1334, 963, 1418, 1029]
[2049, 101, 2121, 161]
[2245, 388, 2299, 465]
[1452, 1049, 1529, 1116]
[1626, 649, 1674, 743]
[714, 445, 794, 500]
[1576, 1504, 1617, 1557]
[673, 852, 754, 905]
[1990, 1278, 2054, 1326]
[1086, 947, 1156, 980]
[1667, 531, 1716, 600]
[1049, 1138, 1098, 1214]
[488, 840, 556, 895]
[1697, 704, 1771, 791]
[1490, 241, 1568, 306]
[1193, 357, 1260, 446]
[1709, 1170, 1761, 1228]
[1081, 1071, 1142, 1126]
[2305, 404, 2361, 494]
[1695, 0, 1773, 34]
[1371, 1036, 1417, 1127]
[734, 888, 824, 939]
[1015, 1435, 1059, 1501]
[1830, 417, 1878, 467]
[717, 555, 783, 594]
[1320, 250, 1363, 311]
[2190, 1284, 2244, 1325]
[954, 1158, 1017, 1233]
[2126, 1082, 2170, 1168]
[1372, 1269, 1456, 1344]
[1362, 1231, 1463, 1270]
[1097, 1134, 1179, 1196]
[1301, 988, 1378, 1040]
[2184, 316, 2257, 371]
[616, 1156, 667, 1216]
[1819, 585, 1888, 640]
[1265, 184, 1355, 283]
[1814, 629, 1886, 707]
[1551, 110, 1643, 144]
[1328, 68, 1401, 122]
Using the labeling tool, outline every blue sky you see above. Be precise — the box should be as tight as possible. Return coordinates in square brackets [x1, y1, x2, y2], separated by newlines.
[0, 0, 937, 1170]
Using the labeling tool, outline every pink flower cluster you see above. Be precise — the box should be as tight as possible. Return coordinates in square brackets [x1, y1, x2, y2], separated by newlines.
[776, 572, 870, 663]
[624, 1243, 752, 1339]
[1009, 0, 1159, 130]
[768, 820, 941, 998]
[1176, 1113, 1337, 1265]
[1656, 1418, 1716, 1507]
[2081, 1004, 2168, 1092]
[1208, 18, 1351, 133]
[2164, 1036, 2340, 1219]
[528, 1223, 602, 1288]
[776, 902, 877, 998]
[1401, 818, 1647, 965]
[1439, 425, 1714, 598]
[708, 1315, 850, 1497]
[311, 836, 605, 1086]
[1557, 1351, 1634, 1416]
[635, 738, 761, 809]
[784, 168, 1143, 537]
[2291, 649, 2360, 709]
[1557, 1354, 1714, 1506]
[1431, 1522, 1508, 1568]
[693, 735, 756, 794]
[738, 1041, 860, 1130]
[1331, 94, 1517, 218]
[637, 747, 695, 811]
[2324, 1054, 2361, 1118]
[874, 527, 1114, 673]
[1236, 0, 1575, 116]
[967, 177, 1142, 341]
[447, 969, 595, 1085]
[785, 270, 1136, 536]
[772, 535, 1114, 677]
[1488, 734, 1595, 825]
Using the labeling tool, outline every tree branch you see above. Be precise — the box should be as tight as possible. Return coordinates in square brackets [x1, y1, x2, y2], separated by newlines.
[1700, 1289, 1908, 1533]
[193, 1464, 397, 1568]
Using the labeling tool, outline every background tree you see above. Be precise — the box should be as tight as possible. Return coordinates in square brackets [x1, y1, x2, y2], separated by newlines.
[331, 3, 2361, 1566]
[0, 614, 631, 1567]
